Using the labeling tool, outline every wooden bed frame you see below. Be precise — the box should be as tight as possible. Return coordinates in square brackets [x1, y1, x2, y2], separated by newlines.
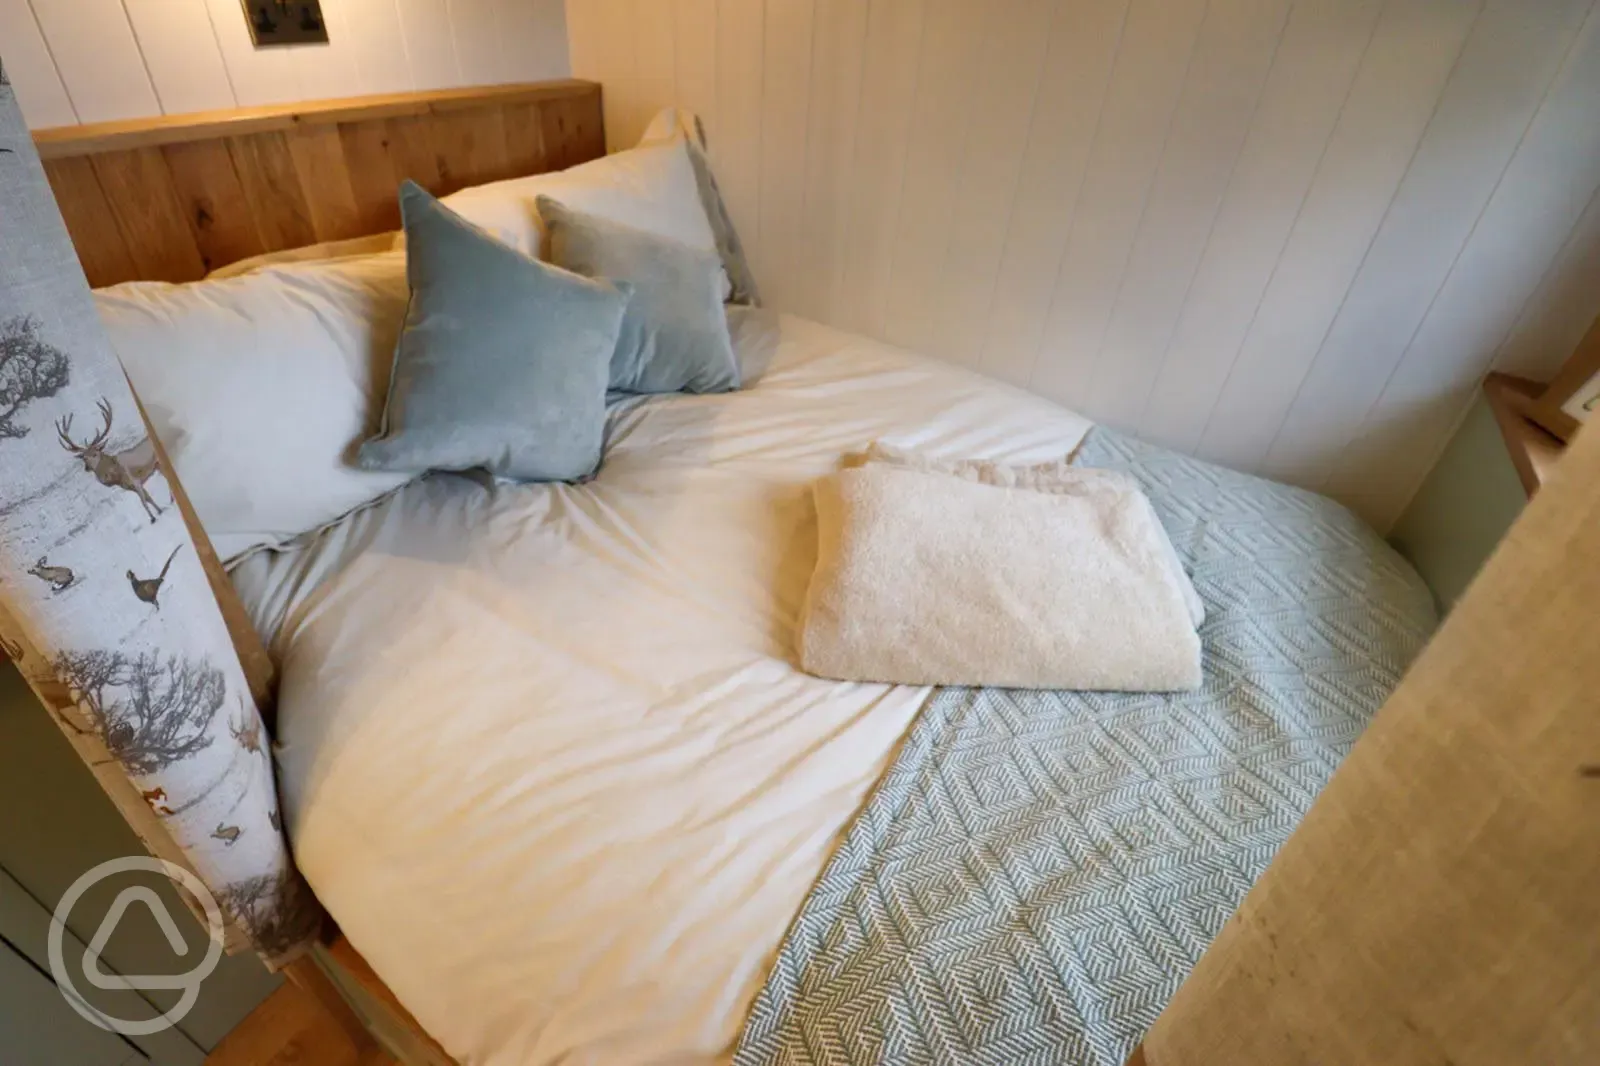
[36, 79, 603, 289]
[34, 79, 603, 1066]
[36, 80, 1153, 1065]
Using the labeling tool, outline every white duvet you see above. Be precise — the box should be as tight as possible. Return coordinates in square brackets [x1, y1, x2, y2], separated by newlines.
[233, 315, 1091, 1065]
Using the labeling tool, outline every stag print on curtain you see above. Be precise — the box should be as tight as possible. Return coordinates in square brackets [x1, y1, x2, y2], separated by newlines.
[0, 61, 322, 966]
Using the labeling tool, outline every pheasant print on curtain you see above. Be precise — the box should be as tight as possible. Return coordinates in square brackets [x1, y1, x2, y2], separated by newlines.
[0, 60, 322, 965]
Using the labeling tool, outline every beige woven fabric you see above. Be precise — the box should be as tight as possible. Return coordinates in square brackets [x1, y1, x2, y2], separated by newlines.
[1142, 420, 1600, 1064]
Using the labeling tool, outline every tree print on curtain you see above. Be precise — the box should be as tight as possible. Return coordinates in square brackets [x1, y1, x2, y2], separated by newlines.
[53, 649, 226, 773]
[0, 315, 70, 438]
[0, 68, 322, 964]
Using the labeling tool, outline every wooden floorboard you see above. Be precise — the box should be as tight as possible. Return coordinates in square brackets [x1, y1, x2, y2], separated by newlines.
[205, 981, 393, 1066]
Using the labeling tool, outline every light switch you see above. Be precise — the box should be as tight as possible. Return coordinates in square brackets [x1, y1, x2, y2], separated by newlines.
[241, 0, 330, 47]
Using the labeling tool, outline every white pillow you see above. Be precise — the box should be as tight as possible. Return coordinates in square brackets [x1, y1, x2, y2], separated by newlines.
[440, 136, 730, 296]
[96, 253, 414, 562]
[206, 231, 401, 279]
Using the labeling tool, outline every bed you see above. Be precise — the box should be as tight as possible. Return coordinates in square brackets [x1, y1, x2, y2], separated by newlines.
[229, 313, 1095, 1063]
[37, 81, 1437, 1066]
[220, 309, 1437, 1065]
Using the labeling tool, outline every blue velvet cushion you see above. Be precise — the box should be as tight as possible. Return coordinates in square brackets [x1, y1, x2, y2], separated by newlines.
[359, 182, 630, 482]
[538, 196, 741, 395]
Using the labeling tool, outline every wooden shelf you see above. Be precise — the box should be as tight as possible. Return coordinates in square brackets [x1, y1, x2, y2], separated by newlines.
[1483, 372, 1567, 498]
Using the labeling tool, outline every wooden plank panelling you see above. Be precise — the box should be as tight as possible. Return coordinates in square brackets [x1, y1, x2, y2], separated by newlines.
[395, 0, 466, 89]
[0, 0, 79, 128]
[833, 0, 925, 335]
[592, 0, 646, 148]
[452, 0, 514, 86]
[432, 109, 514, 194]
[880, 0, 992, 352]
[338, 120, 408, 235]
[922, 0, 1057, 366]
[32, 80, 600, 158]
[295, 4, 371, 103]
[162, 140, 263, 274]
[228, 132, 320, 253]
[1194, 0, 1480, 474]
[39, 81, 606, 287]
[1028, 0, 1211, 405]
[27, 0, 161, 122]
[754, 0, 815, 315]
[381, 115, 438, 191]
[1331, 1, 1600, 526]
[338, 0, 419, 95]
[90, 147, 209, 281]
[568, 0, 1600, 531]
[122, 0, 238, 115]
[634, 0, 680, 133]
[793, 0, 869, 322]
[287, 126, 367, 242]
[980, 0, 1132, 386]
[6, 0, 571, 128]
[545, 93, 606, 170]
[1140, 0, 1386, 453]
[502, 103, 550, 176]
[1084, 0, 1292, 425]
[202, 0, 304, 107]
[1266, 0, 1593, 488]
[510, 0, 573, 86]
[540, 100, 582, 172]
[672, 0, 720, 138]
[712, 0, 766, 282]
[1496, 185, 1600, 385]
[41, 157, 140, 284]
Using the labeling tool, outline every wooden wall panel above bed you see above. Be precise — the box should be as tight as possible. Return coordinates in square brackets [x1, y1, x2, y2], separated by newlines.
[33, 80, 606, 287]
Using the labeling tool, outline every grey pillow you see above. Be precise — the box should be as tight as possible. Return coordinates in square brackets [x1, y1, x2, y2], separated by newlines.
[682, 130, 762, 307]
[359, 182, 630, 481]
[538, 196, 740, 395]
[726, 305, 781, 385]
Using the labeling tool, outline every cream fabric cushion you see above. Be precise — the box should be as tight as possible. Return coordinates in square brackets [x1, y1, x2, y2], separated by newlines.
[798, 463, 1203, 691]
[440, 135, 727, 293]
[205, 231, 402, 279]
[97, 253, 414, 562]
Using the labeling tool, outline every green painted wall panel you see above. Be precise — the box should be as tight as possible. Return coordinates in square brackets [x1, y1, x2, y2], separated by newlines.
[0, 663, 280, 1059]
[0, 939, 147, 1066]
[1391, 396, 1527, 612]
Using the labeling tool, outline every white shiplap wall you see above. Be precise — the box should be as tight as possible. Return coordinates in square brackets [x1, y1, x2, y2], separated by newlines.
[0, 0, 570, 128]
[571, 0, 1600, 529]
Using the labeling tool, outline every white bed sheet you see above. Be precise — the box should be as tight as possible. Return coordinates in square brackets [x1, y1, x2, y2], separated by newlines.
[233, 314, 1092, 1065]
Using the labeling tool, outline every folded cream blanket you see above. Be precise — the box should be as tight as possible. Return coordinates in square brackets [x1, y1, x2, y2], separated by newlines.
[797, 455, 1203, 692]
[848, 442, 1204, 628]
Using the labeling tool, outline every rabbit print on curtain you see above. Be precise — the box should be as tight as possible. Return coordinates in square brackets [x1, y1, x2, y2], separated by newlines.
[0, 60, 322, 966]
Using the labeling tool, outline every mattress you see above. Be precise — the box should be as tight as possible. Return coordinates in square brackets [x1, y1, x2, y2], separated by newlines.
[231, 314, 1093, 1065]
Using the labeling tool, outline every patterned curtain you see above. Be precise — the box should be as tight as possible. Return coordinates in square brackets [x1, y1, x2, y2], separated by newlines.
[0, 62, 322, 966]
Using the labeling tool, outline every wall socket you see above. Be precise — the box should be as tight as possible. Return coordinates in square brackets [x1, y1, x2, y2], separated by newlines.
[241, 0, 330, 46]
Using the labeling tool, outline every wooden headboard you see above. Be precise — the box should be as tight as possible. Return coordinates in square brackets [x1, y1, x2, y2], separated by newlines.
[33, 79, 605, 288]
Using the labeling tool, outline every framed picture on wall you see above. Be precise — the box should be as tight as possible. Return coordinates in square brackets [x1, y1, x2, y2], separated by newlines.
[1527, 313, 1600, 443]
